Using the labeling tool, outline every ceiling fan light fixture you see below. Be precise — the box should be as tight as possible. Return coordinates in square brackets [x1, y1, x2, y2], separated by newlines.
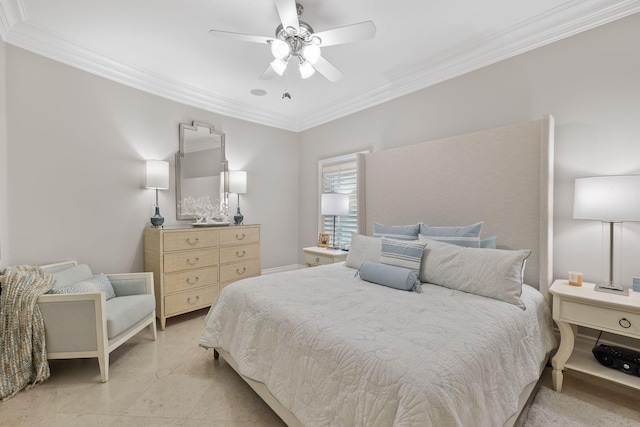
[271, 39, 291, 59]
[270, 58, 288, 76]
[302, 44, 321, 64]
[299, 60, 315, 79]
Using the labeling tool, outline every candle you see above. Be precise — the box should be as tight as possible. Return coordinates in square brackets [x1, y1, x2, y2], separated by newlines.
[568, 271, 583, 286]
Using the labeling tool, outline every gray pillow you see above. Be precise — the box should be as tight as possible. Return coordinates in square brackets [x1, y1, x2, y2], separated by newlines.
[419, 222, 484, 247]
[481, 236, 498, 249]
[345, 234, 382, 269]
[420, 239, 530, 309]
[358, 262, 421, 292]
[50, 264, 93, 289]
[380, 238, 426, 270]
[373, 223, 420, 240]
[51, 274, 116, 300]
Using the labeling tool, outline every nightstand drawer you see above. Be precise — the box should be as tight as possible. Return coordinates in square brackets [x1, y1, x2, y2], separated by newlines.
[164, 248, 219, 273]
[163, 267, 219, 294]
[163, 230, 218, 252]
[561, 300, 640, 338]
[304, 251, 346, 266]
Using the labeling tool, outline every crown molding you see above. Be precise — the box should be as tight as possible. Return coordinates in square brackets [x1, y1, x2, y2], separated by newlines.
[2, 0, 640, 132]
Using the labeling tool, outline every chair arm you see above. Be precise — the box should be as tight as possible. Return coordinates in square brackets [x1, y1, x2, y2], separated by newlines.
[107, 272, 154, 297]
[36, 292, 106, 353]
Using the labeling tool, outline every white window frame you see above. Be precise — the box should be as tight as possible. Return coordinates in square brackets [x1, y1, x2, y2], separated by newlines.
[318, 151, 368, 248]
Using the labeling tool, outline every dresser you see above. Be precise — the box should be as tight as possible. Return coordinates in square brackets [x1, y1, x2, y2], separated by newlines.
[144, 224, 261, 329]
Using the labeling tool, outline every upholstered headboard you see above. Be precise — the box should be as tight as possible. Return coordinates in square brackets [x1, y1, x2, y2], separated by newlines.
[357, 116, 554, 295]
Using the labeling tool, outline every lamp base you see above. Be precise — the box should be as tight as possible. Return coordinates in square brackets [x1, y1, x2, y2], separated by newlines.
[150, 206, 164, 228]
[594, 283, 629, 296]
[234, 207, 244, 225]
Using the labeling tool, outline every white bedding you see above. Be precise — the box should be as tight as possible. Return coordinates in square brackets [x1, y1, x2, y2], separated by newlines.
[200, 263, 556, 426]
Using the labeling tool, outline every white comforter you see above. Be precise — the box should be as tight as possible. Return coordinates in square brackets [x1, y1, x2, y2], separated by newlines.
[200, 263, 556, 426]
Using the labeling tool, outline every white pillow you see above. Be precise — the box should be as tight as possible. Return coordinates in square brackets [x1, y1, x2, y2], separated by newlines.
[345, 234, 382, 269]
[420, 239, 530, 309]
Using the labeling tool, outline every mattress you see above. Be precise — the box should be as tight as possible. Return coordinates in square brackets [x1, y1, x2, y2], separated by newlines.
[200, 263, 556, 426]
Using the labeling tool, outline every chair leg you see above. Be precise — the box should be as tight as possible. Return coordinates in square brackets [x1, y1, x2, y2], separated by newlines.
[98, 353, 109, 382]
[149, 319, 157, 341]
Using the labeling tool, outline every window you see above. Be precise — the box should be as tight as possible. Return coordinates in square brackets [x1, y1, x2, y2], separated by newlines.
[318, 152, 366, 248]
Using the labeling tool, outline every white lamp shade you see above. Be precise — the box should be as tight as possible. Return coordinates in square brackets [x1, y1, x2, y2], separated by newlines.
[145, 160, 170, 189]
[321, 193, 349, 216]
[228, 170, 247, 194]
[573, 175, 640, 222]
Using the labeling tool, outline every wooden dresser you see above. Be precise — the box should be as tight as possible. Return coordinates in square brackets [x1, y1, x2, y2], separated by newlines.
[144, 224, 261, 329]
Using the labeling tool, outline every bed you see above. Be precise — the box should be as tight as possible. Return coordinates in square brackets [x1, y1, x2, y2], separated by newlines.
[200, 116, 557, 426]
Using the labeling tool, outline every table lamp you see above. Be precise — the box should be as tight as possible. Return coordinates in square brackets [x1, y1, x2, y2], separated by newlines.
[228, 170, 247, 224]
[145, 160, 170, 228]
[321, 193, 350, 250]
[573, 175, 640, 294]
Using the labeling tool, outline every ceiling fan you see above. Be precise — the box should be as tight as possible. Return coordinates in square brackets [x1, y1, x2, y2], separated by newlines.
[209, 0, 376, 82]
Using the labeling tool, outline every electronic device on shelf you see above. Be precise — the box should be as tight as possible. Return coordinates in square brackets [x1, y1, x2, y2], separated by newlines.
[592, 344, 640, 376]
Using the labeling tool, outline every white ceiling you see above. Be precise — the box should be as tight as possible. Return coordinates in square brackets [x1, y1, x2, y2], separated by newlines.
[1, 0, 639, 131]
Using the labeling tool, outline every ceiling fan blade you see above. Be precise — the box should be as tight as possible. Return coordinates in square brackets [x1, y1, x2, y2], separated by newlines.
[313, 21, 376, 47]
[259, 64, 277, 80]
[313, 56, 343, 83]
[275, 0, 300, 32]
[209, 30, 273, 45]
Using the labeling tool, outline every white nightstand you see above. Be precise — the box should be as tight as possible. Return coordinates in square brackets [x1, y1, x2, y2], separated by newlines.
[303, 246, 348, 267]
[549, 279, 640, 392]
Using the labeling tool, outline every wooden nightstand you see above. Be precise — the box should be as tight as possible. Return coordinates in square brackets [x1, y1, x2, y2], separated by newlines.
[303, 246, 348, 267]
[549, 279, 640, 392]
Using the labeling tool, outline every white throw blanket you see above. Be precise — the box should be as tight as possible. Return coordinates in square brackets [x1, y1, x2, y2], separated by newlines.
[201, 264, 556, 426]
[0, 265, 54, 400]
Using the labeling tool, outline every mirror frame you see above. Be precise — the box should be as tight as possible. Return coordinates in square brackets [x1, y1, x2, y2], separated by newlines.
[175, 121, 228, 220]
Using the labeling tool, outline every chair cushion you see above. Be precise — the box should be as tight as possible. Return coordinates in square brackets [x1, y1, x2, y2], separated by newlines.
[105, 295, 155, 339]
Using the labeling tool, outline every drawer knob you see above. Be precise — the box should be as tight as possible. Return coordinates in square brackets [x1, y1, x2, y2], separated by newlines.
[186, 237, 199, 246]
[236, 233, 246, 240]
[236, 250, 246, 257]
[187, 257, 200, 265]
[315, 257, 320, 262]
[186, 277, 199, 285]
[236, 267, 246, 275]
[187, 296, 200, 305]
[619, 318, 632, 328]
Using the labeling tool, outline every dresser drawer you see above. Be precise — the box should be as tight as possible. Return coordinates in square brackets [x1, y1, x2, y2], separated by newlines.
[220, 258, 261, 283]
[164, 230, 218, 252]
[560, 300, 640, 338]
[163, 248, 219, 273]
[164, 285, 218, 316]
[163, 267, 218, 294]
[219, 243, 260, 264]
[220, 226, 260, 246]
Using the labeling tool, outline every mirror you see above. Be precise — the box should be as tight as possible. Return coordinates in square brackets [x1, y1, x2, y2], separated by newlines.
[176, 121, 228, 220]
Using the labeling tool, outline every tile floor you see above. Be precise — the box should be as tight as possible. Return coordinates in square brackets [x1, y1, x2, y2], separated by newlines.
[2, 308, 640, 426]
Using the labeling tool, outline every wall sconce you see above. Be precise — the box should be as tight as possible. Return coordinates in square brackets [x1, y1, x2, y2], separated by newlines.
[228, 170, 247, 225]
[573, 175, 640, 294]
[321, 193, 350, 250]
[145, 160, 170, 228]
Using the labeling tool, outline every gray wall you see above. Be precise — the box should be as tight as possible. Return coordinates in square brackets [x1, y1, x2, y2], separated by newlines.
[0, 40, 7, 269]
[4, 44, 299, 273]
[299, 13, 640, 288]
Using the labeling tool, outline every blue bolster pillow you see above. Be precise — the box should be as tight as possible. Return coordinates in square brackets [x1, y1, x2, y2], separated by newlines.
[358, 262, 422, 293]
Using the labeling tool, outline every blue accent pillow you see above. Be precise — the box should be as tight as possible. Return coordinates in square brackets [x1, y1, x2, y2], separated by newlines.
[358, 262, 421, 292]
[419, 222, 484, 247]
[481, 236, 498, 249]
[380, 238, 426, 270]
[373, 223, 420, 240]
[51, 273, 116, 300]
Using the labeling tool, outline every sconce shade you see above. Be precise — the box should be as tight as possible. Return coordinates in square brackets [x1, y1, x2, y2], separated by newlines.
[321, 193, 350, 216]
[573, 175, 640, 222]
[145, 160, 170, 190]
[228, 170, 247, 194]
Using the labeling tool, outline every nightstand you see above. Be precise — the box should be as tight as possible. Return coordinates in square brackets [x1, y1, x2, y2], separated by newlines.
[303, 246, 348, 267]
[549, 279, 640, 392]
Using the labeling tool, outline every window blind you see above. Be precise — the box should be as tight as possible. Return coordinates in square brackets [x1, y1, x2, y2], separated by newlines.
[321, 159, 357, 248]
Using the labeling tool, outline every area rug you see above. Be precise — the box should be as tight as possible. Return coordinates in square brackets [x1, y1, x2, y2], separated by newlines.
[524, 386, 640, 426]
